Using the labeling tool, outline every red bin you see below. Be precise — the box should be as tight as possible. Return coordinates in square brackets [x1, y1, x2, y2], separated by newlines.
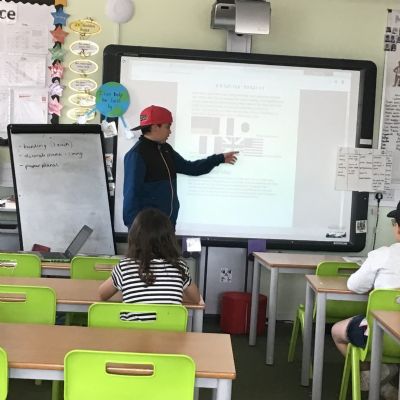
[220, 291, 267, 335]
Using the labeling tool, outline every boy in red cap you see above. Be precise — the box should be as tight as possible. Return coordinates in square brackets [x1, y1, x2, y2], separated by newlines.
[123, 105, 238, 228]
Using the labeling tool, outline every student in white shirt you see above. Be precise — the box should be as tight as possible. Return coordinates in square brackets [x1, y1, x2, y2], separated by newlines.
[331, 200, 400, 399]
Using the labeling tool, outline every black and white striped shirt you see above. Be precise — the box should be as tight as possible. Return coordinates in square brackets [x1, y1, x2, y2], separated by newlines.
[111, 257, 192, 321]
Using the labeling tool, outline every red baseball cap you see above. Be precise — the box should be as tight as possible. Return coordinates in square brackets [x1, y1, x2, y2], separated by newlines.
[131, 105, 173, 131]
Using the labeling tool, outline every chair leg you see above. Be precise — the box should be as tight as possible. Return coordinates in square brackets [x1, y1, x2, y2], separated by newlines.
[339, 345, 352, 400]
[288, 305, 305, 362]
[288, 312, 300, 362]
[350, 348, 361, 400]
[51, 381, 61, 400]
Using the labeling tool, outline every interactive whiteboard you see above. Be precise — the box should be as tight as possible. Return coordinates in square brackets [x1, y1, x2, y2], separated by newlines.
[103, 45, 376, 251]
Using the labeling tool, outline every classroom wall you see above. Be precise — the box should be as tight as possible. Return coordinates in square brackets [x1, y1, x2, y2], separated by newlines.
[0, 2, 394, 236]
[58, 0, 399, 251]
[3, 0, 399, 318]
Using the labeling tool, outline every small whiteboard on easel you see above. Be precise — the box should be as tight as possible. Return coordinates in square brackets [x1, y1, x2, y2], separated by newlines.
[8, 124, 116, 254]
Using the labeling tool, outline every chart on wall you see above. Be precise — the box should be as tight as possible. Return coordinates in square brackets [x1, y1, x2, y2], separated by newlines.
[378, 9, 400, 206]
[0, 1, 53, 139]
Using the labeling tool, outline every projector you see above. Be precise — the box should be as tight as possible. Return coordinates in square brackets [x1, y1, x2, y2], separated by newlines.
[211, 0, 271, 35]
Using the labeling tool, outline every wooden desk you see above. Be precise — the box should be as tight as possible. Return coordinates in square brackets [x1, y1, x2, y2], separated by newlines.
[0, 323, 235, 400]
[369, 311, 400, 400]
[0, 277, 205, 332]
[301, 275, 368, 400]
[249, 252, 343, 365]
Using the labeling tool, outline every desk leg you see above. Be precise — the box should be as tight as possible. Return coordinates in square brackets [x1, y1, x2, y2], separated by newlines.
[249, 259, 261, 346]
[368, 319, 383, 400]
[213, 379, 232, 400]
[301, 282, 314, 386]
[266, 267, 278, 365]
[192, 309, 203, 333]
[311, 292, 326, 400]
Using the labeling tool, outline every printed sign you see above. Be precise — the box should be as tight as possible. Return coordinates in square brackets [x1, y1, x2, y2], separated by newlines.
[69, 78, 98, 92]
[68, 93, 96, 107]
[67, 107, 95, 121]
[69, 59, 98, 75]
[0, 2, 17, 24]
[69, 18, 101, 36]
[70, 40, 99, 57]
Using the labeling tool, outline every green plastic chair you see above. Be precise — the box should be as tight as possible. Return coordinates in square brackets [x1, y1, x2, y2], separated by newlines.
[0, 253, 41, 277]
[64, 350, 195, 400]
[0, 347, 8, 400]
[88, 303, 188, 332]
[339, 289, 400, 400]
[0, 284, 56, 324]
[70, 256, 121, 280]
[0, 284, 58, 399]
[288, 261, 366, 362]
[67, 256, 121, 326]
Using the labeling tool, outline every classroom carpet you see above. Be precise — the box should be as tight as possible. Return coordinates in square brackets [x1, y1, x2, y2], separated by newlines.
[6, 318, 380, 399]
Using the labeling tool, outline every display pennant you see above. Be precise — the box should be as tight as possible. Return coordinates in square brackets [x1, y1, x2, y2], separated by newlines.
[51, 8, 69, 26]
[48, 62, 64, 79]
[48, 97, 63, 116]
[50, 26, 69, 44]
[49, 44, 66, 61]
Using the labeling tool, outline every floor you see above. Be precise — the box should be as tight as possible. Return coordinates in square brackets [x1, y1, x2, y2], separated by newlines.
[6, 317, 352, 400]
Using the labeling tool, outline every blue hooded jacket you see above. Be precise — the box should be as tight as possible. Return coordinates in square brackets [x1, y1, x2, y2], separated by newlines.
[123, 136, 224, 228]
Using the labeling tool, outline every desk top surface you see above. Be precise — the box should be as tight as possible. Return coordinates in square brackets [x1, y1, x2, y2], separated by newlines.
[0, 323, 235, 379]
[305, 275, 368, 296]
[0, 277, 205, 309]
[253, 252, 343, 268]
[372, 310, 400, 341]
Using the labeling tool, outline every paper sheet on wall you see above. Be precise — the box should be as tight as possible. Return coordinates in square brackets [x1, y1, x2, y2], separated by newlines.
[0, 88, 10, 138]
[0, 24, 48, 55]
[12, 88, 48, 124]
[378, 10, 400, 204]
[0, 54, 46, 87]
[335, 147, 393, 192]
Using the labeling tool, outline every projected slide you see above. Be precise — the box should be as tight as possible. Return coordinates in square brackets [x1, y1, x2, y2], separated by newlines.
[110, 48, 374, 249]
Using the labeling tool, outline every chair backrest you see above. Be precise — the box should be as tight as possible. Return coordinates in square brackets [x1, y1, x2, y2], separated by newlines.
[64, 350, 195, 400]
[70, 256, 120, 280]
[316, 261, 367, 321]
[0, 253, 41, 277]
[88, 303, 188, 332]
[361, 288, 400, 362]
[0, 347, 8, 400]
[0, 285, 56, 325]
